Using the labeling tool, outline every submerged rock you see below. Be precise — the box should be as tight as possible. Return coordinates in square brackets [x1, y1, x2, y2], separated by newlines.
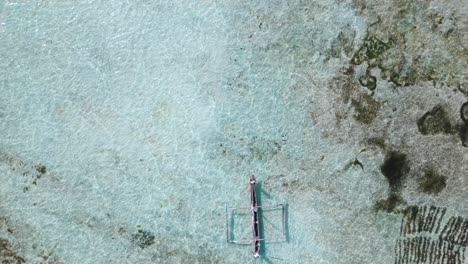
[461, 102, 468, 122]
[462, 124, 468, 148]
[359, 74, 377, 91]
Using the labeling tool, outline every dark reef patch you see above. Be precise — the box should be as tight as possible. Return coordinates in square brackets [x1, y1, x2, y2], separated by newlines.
[335, 112, 346, 127]
[367, 137, 386, 150]
[375, 151, 409, 213]
[417, 106, 452, 135]
[375, 193, 405, 213]
[36, 165, 46, 175]
[380, 151, 409, 192]
[0, 153, 48, 189]
[351, 93, 381, 124]
[328, 31, 356, 59]
[131, 229, 155, 249]
[418, 169, 447, 195]
[328, 67, 360, 105]
[0, 239, 25, 263]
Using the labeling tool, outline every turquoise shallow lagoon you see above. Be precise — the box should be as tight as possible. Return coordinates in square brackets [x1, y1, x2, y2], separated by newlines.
[1, 0, 467, 263]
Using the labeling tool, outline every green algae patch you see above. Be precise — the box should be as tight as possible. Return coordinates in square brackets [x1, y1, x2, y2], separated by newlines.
[351, 35, 391, 65]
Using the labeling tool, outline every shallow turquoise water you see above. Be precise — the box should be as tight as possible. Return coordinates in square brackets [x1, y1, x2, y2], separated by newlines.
[1, 1, 467, 263]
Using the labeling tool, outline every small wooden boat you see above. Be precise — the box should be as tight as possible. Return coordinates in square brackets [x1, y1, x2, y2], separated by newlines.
[250, 175, 261, 257]
[225, 175, 286, 258]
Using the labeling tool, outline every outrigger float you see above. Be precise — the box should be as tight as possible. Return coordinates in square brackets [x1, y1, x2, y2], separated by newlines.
[225, 176, 286, 258]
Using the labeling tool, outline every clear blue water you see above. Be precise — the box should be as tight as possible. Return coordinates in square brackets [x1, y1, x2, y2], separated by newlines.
[1, 1, 466, 263]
